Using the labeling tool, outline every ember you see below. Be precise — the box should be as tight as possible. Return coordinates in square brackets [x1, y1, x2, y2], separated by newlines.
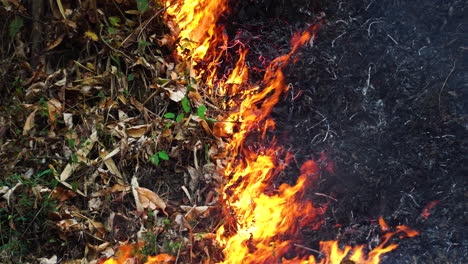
[420, 201, 440, 219]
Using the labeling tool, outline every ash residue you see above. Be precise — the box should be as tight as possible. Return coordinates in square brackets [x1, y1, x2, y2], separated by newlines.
[228, 0, 467, 263]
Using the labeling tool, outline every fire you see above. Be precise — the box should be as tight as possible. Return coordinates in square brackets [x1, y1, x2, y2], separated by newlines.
[101, 1, 419, 263]
[166, 0, 228, 61]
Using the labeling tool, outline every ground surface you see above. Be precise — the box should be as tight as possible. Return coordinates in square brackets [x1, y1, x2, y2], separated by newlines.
[230, 0, 467, 263]
[0, 0, 466, 263]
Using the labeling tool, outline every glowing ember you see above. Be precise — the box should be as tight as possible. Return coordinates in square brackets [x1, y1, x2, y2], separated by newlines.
[420, 200, 440, 219]
[101, 1, 419, 263]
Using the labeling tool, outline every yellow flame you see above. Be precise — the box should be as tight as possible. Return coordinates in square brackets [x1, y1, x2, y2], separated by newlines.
[101, 1, 419, 263]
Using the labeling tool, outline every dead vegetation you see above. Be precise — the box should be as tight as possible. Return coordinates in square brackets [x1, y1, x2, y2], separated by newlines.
[0, 1, 223, 263]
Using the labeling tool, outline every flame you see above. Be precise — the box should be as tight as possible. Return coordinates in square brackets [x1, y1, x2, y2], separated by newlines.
[98, 243, 175, 264]
[214, 23, 419, 263]
[101, 1, 419, 263]
[166, 0, 228, 62]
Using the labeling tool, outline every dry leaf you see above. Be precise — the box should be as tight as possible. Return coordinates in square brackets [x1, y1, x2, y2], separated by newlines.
[99, 149, 125, 184]
[163, 85, 186, 102]
[180, 205, 214, 220]
[88, 219, 106, 239]
[131, 176, 142, 211]
[130, 97, 146, 113]
[50, 187, 76, 202]
[56, 219, 85, 232]
[187, 166, 200, 193]
[46, 33, 65, 50]
[158, 34, 176, 46]
[193, 232, 216, 241]
[56, 0, 67, 19]
[2, 182, 22, 207]
[172, 213, 191, 231]
[127, 124, 150, 138]
[199, 119, 212, 135]
[38, 255, 57, 264]
[188, 91, 203, 107]
[86, 242, 110, 253]
[135, 187, 167, 214]
[47, 98, 62, 128]
[63, 113, 73, 129]
[91, 184, 130, 197]
[84, 31, 99, 41]
[23, 108, 37, 135]
[88, 197, 103, 211]
[59, 129, 97, 182]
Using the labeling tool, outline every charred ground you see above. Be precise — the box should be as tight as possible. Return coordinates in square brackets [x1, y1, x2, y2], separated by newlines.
[227, 0, 467, 263]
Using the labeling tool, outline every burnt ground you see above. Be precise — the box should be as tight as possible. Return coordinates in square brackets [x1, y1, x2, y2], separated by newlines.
[226, 0, 467, 263]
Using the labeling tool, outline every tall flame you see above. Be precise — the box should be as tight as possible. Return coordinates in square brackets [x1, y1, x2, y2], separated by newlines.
[101, 1, 418, 263]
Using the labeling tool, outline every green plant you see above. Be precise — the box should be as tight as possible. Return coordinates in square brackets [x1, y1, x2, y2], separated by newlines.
[164, 112, 185, 127]
[38, 97, 49, 117]
[136, 0, 149, 13]
[140, 232, 159, 256]
[163, 241, 182, 256]
[12, 77, 24, 96]
[196, 104, 216, 122]
[149, 151, 169, 166]
[181, 96, 191, 113]
[0, 170, 58, 258]
[9, 16, 23, 38]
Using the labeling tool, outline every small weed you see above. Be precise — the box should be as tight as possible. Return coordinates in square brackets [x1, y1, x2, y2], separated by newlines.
[149, 151, 169, 166]
[9, 16, 23, 38]
[181, 97, 191, 113]
[163, 241, 182, 256]
[0, 170, 58, 259]
[140, 232, 159, 256]
[38, 97, 49, 117]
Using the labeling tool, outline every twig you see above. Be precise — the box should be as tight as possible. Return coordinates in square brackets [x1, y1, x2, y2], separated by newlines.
[387, 34, 399, 45]
[363, 65, 372, 96]
[332, 32, 346, 48]
[99, 26, 131, 61]
[438, 60, 457, 111]
[293, 244, 323, 256]
[367, 20, 382, 38]
[314, 192, 338, 202]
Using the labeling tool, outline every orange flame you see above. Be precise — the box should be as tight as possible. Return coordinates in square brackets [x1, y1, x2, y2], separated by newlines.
[166, 0, 228, 61]
[101, 1, 419, 263]
[214, 23, 419, 263]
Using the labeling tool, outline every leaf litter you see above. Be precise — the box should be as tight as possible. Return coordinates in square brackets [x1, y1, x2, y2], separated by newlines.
[0, 1, 224, 263]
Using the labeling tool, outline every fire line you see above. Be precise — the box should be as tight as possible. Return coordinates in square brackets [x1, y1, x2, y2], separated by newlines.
[100, 1, 419, 263]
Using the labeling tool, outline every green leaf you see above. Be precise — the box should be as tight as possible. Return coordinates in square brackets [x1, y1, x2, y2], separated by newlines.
[149, 154, 160, 165]
[137, 0, 149, 13]
[164, 112, 175, 119]
[109, 16, 121, 27]
[37, 169, 52, 178]
[9, 16, 23, 38]
[127, 74, 135, 81]
[67, 139, 76, 148]
[107, 27, 118, 34]
[176, 113, 184, 122]
[71, 182, 78, 192]
[197, 105, 207, 120]
[110, 55, 121, 68]
[138, 40, 152, 49]
[181, 97, 191, 113]
[158, 151, 169, 160]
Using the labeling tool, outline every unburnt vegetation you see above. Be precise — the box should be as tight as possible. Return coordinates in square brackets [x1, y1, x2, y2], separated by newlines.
[1, 1, 223, 263]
